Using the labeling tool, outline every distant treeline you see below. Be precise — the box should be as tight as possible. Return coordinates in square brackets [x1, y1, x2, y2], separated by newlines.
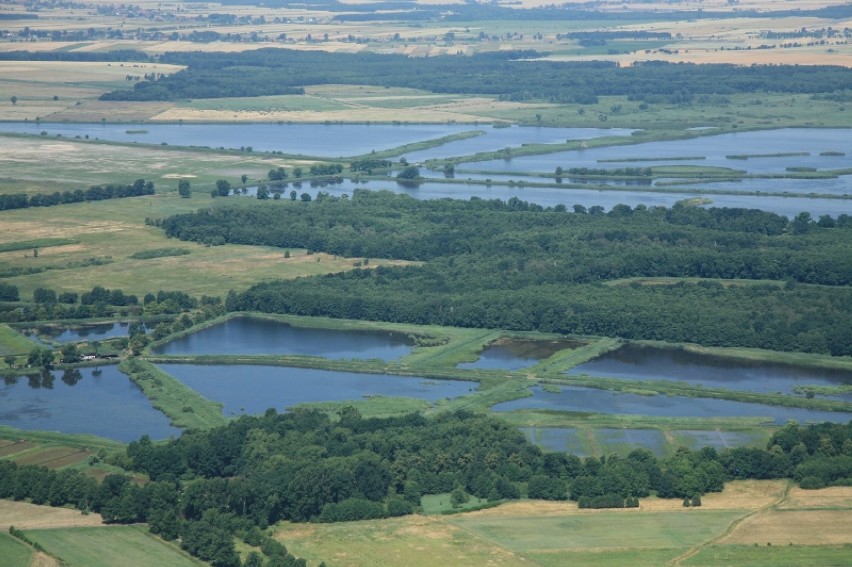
[157, 191, 852, 355]
[100, 48, 852, 103]
[0, 50, 148, 62]
[0, 179, 154, 211]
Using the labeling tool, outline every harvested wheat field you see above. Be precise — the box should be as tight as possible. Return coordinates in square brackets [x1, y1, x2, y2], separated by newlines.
[0, 500, 103, 531]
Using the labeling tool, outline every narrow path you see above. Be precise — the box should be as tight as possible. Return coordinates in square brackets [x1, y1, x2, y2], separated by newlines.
[668, 479, 791, 566]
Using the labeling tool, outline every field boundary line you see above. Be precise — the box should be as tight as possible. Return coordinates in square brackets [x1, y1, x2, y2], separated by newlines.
[668, 479, 791, 566]
[444, 516, 540, 566]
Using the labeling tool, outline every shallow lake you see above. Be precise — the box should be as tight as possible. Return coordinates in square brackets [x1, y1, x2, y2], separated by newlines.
[252, 177, 851, 218]
[492, 385, 851, 425]
[472, 129, 852, 177]
[157, 364, 477, 416]
[400, 125, 634, 162]
[152, 317, 413, 361]
[0, 123, 628, 159]
[458, 338, 584, 371]
[568, 344, 852, 398]
[0, 366, 179, 442]
[22, 322, 136, 344]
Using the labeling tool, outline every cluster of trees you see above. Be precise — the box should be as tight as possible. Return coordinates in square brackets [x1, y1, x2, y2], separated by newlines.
[2, 411, 849, 563]
[100, 48, 852, 104]
[0, 179, 155, 211]
[0, 462, 309, 567]
[309, 164, 343, 176]
[556, 167, 652, 177]
[158, 191, 851, 354]
[0, 282, 19, 301]
[350, 158, 392, 174]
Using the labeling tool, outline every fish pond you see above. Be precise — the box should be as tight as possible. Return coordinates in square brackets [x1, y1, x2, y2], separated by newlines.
[567, 344, 852, 398]
[458, 337, 584, 371]
[0, 123, 628, 158]
[156, 364, 477, 416]
[492, 385, 851, 425]
[21, 322, 138, 344]
[472, 129, 852, 177]
[0, 366, 179, 442]
[152, 317, 413, 361]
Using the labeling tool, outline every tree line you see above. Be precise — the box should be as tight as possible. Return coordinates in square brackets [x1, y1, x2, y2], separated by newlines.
[157, 191, 852, 355]
[100, 48, 852, 104]
[0, 179, 154, 212]
[2, 412, 850, 564]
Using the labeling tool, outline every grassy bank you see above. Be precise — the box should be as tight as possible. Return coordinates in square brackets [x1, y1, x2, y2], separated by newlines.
[119, 359, 227, 430]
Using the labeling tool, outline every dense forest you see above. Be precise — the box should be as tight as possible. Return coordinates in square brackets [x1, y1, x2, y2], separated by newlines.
[2, 412, 850, 565]
[100, 48, 852, 103]
[156, 191, 852, 355]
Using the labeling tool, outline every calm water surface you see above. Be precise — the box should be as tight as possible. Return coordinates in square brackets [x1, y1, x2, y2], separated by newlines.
[254, 178, 851, 218]
[0, 366, 179, 441]
[23, 322, 135, 344]
[472, 129, 852, 177]
[157, 364, 477, 415]
[153, 317, 412, 361]
[458, 338, 583, 370]
[492, 386, 851, 425]
[0, 123, 627, 158]
[568, 344, 852, 397]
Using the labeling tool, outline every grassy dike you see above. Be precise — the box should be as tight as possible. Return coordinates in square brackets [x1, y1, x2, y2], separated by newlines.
[119, 359, 227, 430]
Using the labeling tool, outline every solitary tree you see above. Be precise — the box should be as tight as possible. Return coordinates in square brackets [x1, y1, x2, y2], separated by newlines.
[4, 355, 15, 368]
[10, 96, 17, 105]
[215, 179, 231, 197]
[178, 179, 191, 198]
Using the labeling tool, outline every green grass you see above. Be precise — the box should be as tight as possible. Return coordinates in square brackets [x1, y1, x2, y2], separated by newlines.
[0, 532, 33, 567]
[0, 238, 79, 254]
[0, 324, 39, 357]
[119, 359, 228, 430]
[180, 94, 349, 112]
[421, 493, 491, 515]
[0, 425, 124, 452]
[0, 191, 409, 298]
[300, 396, 431, 419]
[684, 544, 852, 566]
[450, 510, 744, 552]
[527, 548, 686, 567]
[24, 526, 206, 567]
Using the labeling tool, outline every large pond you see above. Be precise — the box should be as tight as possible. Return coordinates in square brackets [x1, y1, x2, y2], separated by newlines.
[0, 366, 179, 442]
[568, 344, 852, 398]
[249, 177, 850, 218]
[472, 129, 852, 177]
[458, 338, 584, 371]
[0, 122, 628, 158]
[157, 364, 477, 416]
[21, 322, 137, 344]
[152, 317, 413, 361]
[492, 385, 851, 425]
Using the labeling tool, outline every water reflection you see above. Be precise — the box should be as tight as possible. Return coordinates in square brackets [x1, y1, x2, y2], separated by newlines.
[153, 317, 413, 361]
[568, 344, 852, 397]
[0, 366, 179, 441]
[492, 385, 851, 425]
[158, 364, 478, 416]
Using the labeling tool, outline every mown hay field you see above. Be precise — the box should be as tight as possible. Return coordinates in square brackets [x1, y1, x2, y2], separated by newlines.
[24, 526, 206, 567]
